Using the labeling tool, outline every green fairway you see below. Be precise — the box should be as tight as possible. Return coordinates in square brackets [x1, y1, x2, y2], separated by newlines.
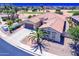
[68, 10, 79, 13]
[21, 11, 45, 14]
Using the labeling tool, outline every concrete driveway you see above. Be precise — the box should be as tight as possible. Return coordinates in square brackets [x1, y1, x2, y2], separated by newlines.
[10, 28, 33, 41]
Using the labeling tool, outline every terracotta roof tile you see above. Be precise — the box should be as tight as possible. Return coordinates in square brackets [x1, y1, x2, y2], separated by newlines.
[39, 13, 66, 33]
[19, 13, 66, 33]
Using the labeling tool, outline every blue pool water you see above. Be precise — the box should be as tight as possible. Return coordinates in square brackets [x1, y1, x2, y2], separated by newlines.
[0, 38, 33, 56]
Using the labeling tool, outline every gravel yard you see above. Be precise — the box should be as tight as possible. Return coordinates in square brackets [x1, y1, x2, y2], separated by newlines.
[21, 37, 74, 56]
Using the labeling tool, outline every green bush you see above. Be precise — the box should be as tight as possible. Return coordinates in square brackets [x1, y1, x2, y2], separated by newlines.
[68, 26, 79, 42]
[28, 15, 32, 18]
[7, 20, 13, 26]
[55, 9, 63, 15]
[2, 17, 8, 21]
[32, 9, 37, 12]
[15, 18, 22, 22]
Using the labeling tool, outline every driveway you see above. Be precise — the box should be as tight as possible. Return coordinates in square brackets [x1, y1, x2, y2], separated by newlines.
[10, 28, 33, 41]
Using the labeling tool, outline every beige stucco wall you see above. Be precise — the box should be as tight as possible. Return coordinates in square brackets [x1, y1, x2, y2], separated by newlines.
[34, 21, 42, 29]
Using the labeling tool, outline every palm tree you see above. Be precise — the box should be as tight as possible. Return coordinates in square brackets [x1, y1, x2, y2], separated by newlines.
[67, 26, 79, 55]
[25, 7, 29, 12]
[4, 5, 11, 10]
[2, 10, 16, 20]
[2, 10, 10, 18]
[67, 18, 74, 28]
[13, 6, 19, 13]
[7, 20, 13, 33]
[40, 6, 45, 12]
[30, 28, 47, 54]
[68, 26, 79, 46]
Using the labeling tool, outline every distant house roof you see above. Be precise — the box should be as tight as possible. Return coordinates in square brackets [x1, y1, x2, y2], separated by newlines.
[71, 15, 79, 22]
[0, 13, 18, 18]
[0, 14, 8, 17]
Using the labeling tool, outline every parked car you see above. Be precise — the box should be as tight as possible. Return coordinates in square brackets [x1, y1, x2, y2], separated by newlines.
[1, 23, 21, 31]
[1, 25, 8, 31]
[11, 23, 22, 30]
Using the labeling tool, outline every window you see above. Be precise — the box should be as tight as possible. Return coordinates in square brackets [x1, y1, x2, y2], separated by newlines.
[44, 30, 50, 38]
[51, 32, 56, 39]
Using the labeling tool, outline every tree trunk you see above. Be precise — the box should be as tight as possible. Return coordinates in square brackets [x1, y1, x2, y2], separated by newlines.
[9, 30, 12, 33]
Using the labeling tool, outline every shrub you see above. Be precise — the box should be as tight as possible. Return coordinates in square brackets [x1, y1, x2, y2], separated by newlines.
[32, 9, 37, 12]
[15, 18, 22, 22]
[68, 26, 79, 42]
[0, 21, 1, 24]
[7, 20, 13, 26]
[55, 9, 63, 15]
[28, 15, 32, 18]
[2, 17, 8, 21]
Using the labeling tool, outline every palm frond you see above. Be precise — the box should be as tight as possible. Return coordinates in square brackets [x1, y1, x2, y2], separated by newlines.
[29, 28, 47, 54]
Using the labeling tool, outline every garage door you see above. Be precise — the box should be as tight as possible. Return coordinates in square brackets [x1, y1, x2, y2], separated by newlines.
[25, 23, 34, 30]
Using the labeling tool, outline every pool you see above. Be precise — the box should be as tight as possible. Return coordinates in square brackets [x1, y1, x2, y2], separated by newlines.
[0, 38, 33, 56]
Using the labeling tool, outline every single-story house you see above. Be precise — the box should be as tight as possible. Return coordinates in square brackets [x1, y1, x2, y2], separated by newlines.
[71, 15, 79, 25]
[0, 13, 18, 18]
[39, 13, 66, 43]
[22, 13, 67, 43]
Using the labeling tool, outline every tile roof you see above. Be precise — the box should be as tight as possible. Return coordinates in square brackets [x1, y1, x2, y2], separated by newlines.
[38, 13, 66, 33]
[0, 14, 8, 17]
[71, 15, 79, 22]
[29, 13, 66, 33]
[19, 12, 66, 33]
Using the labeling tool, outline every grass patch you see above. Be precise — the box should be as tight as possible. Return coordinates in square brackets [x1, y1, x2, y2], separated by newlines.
[68, 11, 79, 13]
[0, 28, 1, 30]
[68, 10, 79, 15]
[20, 11, 45, 14]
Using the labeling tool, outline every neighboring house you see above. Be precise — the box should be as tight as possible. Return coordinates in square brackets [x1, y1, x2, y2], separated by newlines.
[71, 15, 79, 25]
[0, 13, 19, 19]
[21, 13, 67, 43]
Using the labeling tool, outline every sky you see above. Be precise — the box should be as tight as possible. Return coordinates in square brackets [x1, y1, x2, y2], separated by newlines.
[0, 3, 79, 6]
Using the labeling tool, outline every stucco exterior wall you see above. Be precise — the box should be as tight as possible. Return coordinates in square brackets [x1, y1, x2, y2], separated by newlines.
[55, 32, 61, 42]
[42, 28, 61, 42]
[34, 21, 42, 29]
